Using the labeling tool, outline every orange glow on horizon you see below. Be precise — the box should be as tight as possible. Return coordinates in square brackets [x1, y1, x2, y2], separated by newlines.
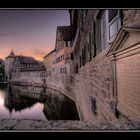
[0, 10, 70, 62]
[0, 44, 54, 61]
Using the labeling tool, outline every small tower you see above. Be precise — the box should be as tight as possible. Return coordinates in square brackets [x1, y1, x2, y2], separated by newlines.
[5, 49, 16, 81]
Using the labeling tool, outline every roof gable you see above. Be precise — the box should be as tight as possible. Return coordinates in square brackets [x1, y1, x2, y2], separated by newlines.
[13, 56, 46, 71]
[5, 50, 15, 59]
[43, 49, 56, 59]
[107, 26, 140, 56]
[55, 26, 72, 49]
[56, 26, 71, 42]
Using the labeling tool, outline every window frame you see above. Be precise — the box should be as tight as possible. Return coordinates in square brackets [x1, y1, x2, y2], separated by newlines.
[96, 10, 121, 53]
[108, 10, 121, 43]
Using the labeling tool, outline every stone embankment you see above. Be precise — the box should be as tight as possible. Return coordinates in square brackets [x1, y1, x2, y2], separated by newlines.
[0, 119, 140, 130]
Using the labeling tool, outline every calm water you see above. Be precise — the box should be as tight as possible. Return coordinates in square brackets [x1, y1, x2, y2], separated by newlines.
[0, 84, 79, 120]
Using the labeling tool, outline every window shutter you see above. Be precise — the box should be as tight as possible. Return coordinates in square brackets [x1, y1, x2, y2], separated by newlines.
[108, 10, 118, 22]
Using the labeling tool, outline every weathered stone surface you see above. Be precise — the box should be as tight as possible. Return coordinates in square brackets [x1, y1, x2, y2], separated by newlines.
[0, 119, 18, 130]
[123, 10, 140, 26]
[12, 120, 35, 130]
[31, 120, 52, 129]
[0, 119, 140, 130]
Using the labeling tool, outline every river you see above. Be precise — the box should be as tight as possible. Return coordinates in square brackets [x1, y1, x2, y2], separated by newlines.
[0, 83, 79, 121]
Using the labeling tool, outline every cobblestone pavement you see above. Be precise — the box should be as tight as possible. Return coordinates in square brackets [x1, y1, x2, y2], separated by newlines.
[0, 119, 140, 131]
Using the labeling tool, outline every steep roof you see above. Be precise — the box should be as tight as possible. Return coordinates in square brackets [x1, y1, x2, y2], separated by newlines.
[13, 56, 46, 72]
[56, 26, 72, 41]
[20, 64, 46, 72]
[5, 50, 15, 59]
[43, 49, 56, 59]
[15, 56, 38, 64]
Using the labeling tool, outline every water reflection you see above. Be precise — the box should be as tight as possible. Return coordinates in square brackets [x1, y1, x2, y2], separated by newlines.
[0, 84, 79, 120]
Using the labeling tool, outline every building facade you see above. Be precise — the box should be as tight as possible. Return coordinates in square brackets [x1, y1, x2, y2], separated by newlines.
[43, 49, 56, 75]
[69, 10, 140, 122]
[55, 26, 73, 74]
[5, 50, 47, 85]
[0, 58, 4, 81]
[5, 50, 15, 81]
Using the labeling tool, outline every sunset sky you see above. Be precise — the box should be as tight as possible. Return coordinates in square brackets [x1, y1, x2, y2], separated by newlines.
[0, 10, 70, 61]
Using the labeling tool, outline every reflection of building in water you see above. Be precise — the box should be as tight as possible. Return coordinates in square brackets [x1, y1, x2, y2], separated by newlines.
[4, 85, 37, 113]
[4, 84, 79, 120]
[4, 85, 13, 115]
[43, 89, 79, 120]
[43, 101, 79, 120]
[5, 50, 47, 84]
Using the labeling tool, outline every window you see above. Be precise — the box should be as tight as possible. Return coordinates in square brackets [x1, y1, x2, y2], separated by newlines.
[98, 10, 121, 52]
[52, 67, 55, 72]
[60, 68, 63, 74]
[82, 45, 87, 66]
[79, 55, 82, 68]
[66, 41, 68, 47]
[68, 41, 71, 47]
[42, 72, 45, 77]
[87, 33, 92, 61]
[82, 49, 84, 66]
[63, 68, 66, 74]
[71, 53, 74, 60]
[75, 63, 79, 73]
[91, 98, 97, 115]
[108, 10, 121, 42]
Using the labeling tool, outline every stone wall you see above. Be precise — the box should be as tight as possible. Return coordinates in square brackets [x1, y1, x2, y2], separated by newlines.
[45, 10, 140, 123]
[45, 74, 75, 101]
[45, 49, 118, 123]
[71, 10, 140, 123]
[73, 48, 118, 123]
[123, 10, 140, 26]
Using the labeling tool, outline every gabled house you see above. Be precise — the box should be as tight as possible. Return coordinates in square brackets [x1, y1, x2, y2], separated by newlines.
[55, 26, 72, 74]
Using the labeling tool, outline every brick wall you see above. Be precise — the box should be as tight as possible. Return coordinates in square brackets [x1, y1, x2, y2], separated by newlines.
[117, 53, 140, 121]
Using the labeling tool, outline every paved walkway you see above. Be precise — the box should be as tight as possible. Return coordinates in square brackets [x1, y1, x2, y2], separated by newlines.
[0, 119, 140, 131]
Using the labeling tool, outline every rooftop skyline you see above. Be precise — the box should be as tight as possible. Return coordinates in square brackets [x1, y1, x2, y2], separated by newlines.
[0, 10, 70, 60]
